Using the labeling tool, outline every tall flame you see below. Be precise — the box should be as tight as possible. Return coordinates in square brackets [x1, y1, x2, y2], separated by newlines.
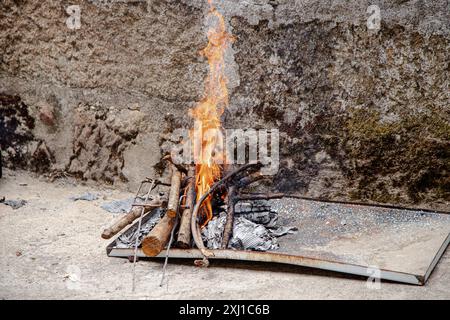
[190, 0, 233, 225]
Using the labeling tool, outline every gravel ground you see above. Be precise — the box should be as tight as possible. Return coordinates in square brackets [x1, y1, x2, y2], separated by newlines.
[0, 169, 449, 300]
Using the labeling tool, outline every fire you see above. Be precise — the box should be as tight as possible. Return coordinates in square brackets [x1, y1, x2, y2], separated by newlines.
[190, 0, 233, 225]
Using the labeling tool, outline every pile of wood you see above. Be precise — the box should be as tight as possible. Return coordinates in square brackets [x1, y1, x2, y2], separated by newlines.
[101, 157, 267, 265]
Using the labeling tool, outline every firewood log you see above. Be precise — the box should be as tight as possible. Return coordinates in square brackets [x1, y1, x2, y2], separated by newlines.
[141, 165, 182, 256]
[101, 201, 165, 239]
[176, 167, 195, 248]
[141, 213, 176, 256]
[167, 165, 182, 218]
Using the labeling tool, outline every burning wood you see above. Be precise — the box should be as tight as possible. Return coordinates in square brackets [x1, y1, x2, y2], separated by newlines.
[190, 163, 263, 260]
[202, 212, 287, 251]
[101, 1, 294, 268]
[101, 157, 301, 282]
[189, 0, 234, 227]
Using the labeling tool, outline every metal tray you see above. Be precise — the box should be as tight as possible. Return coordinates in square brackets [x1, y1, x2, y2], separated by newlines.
[107, 198, 450, 285]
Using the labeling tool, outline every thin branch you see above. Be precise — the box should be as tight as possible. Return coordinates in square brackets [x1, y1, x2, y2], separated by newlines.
[221, 185, 236, 249]
[190, 163, 262, 262]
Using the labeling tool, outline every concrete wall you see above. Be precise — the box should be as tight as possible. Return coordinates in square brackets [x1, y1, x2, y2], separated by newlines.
[1, 0, 449, 210]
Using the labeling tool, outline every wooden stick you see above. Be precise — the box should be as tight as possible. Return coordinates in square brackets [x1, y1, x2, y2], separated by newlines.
[101, 201, 165, 239]
[221, 185, 236, 249]
[141, 213, 176, 257]
[236, 193, 285, 201]
[141, 165, 182, 256]
[191, 163, 262, 261]
[176, 167, 195, 248]
[236, 172, 267, 188]
[167, 165, 182, 218]
[162, 154, 188, 175]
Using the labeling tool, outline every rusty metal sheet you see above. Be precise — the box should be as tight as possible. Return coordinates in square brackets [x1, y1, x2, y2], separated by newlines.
[106, 198, 450, 285]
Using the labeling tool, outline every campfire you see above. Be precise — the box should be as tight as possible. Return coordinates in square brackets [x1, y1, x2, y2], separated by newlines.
[101, 0, 294, 270]
[99, 1, 450, 289]
[101, 160, 294, 258]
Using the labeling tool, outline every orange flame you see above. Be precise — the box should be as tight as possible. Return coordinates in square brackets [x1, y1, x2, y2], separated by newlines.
[190, 0, 233, 225]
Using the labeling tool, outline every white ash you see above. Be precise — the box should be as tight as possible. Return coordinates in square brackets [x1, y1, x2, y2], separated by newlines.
[115, 208, 163, 248]
[222, 200, 278, 227]
[234, 201, 272, 213]
[202, 213, 227, 249]
[202, 211, 297, 251]
[229, 217, 279, 251]
[236, 210, 278, 228]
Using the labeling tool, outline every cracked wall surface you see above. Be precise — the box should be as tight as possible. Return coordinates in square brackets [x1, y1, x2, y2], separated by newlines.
[228, 19, 449, 208]
[0, 0, 449, 210]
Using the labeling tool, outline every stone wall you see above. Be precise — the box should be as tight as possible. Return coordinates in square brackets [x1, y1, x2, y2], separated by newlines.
[1, 0, 449, 210]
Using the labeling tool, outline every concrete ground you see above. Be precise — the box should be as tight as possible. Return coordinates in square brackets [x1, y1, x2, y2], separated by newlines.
[0, 168, 449, 300]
